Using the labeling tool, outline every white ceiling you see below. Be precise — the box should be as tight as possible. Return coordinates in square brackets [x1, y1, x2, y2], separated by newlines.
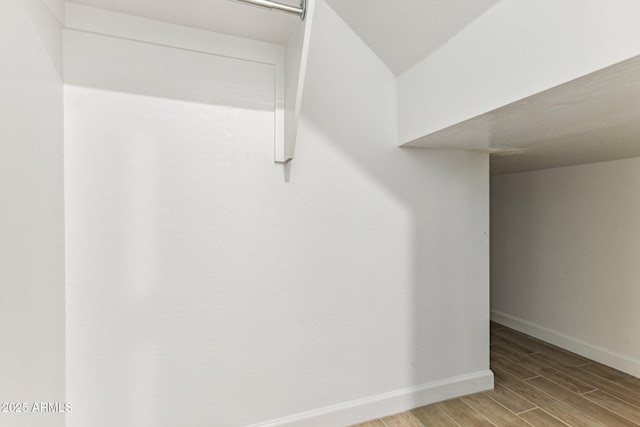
[67, 0, 500, 75]
[403, 55, 640, 175]
[66, 0, 300, 44]
[325, 0, 500, 75]
[66, 0, 640, 176]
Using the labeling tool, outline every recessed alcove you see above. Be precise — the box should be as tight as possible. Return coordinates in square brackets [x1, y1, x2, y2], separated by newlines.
[402, 55, 640, 175]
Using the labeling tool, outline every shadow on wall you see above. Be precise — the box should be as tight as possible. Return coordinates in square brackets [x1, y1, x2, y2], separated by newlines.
[325, 0, 501, 75]
[23, 0, 63, 79]
[291, 0, 490, 408]
[64, 0, 490, 425]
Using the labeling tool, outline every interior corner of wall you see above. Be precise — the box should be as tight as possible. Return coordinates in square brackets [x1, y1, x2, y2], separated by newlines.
[40, 0, 65, 24]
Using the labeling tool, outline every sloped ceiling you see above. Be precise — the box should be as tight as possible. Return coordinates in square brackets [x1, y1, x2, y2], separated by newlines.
[67, 0, 500, 75]
[325, 0, 500, 75]
[66, 0, 640, 175]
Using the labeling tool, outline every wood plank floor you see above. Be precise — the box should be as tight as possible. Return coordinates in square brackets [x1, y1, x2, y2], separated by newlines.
[352, 322, 640, 426]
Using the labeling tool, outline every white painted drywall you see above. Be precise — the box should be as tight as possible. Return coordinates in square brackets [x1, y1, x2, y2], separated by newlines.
[64, 0, 490, 425]
[325, 0, 500, 75]
[41, 0, 65, 23]
[491, 157, 640, 376]
[0, 0, 65, 426]
[399, 0, 640, 146]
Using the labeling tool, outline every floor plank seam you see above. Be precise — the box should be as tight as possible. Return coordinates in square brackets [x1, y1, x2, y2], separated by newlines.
[465, 403, 499, 427]
[356, 323, 640, 427]
[537, 408, 573, 427]
[522, 376, 629, 426]
[482, 390, 531, 416]
[442, 409, 463, 427]
[493, 382, 538, 411]
[576, 380, 640, 417]
[407, 411, 425, 427]
[436, 403, 464, 427]
[500, 376, 600, 425]
[514, 407, 539, 415]
[582, 389, 640, 424]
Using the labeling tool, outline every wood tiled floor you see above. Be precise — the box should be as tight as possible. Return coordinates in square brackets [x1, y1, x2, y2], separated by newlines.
[352, 322, 640, 426]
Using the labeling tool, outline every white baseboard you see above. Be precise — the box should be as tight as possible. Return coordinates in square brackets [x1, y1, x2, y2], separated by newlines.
[491, 310, 640, 378]
[247, 370, 494, 427]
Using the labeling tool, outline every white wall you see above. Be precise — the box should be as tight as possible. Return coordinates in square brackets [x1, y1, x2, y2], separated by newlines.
[399, 0, 640, 145]
[64, 1, 490, 426]
[492, 157, 640, 376]
[0, 0, 65, 426]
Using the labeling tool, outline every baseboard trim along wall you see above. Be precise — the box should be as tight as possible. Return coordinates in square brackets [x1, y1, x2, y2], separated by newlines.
[491, 310, 640, 378]
[247, 370, 494, 427]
